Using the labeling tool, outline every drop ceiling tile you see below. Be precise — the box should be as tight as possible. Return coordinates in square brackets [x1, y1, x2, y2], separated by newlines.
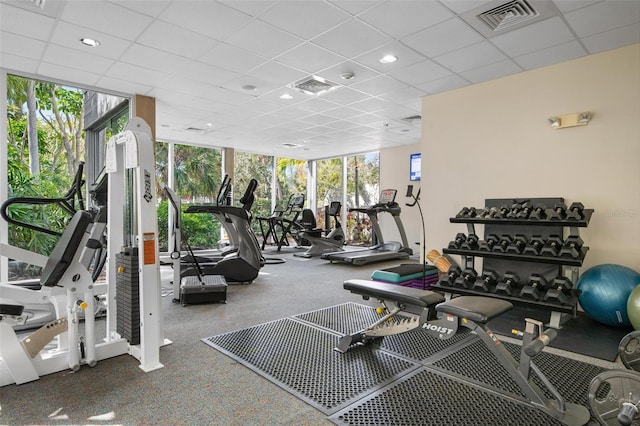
[328, 1, 383, 17]
[275, 43, 346, 74]
[551, 0, 600, 14]
[318, 61, 382, 86]
[311, 18, 393, 58]
[300, 113, 341, 125]
[324, 119, 362, 130]
[358, 1, 453, 38]
[352, 41, 427, 73]
[108, 61, 172, 88]
[490, 17, 575, 57]
[324, 105, 368, 119]
[564, 0, 640, 37]
[174, 58, 239, 86]
[0, 52, 39, 74]
[514, 40, 587, 70]
[225, 19, 303, 58]
[347, 113, 386, 126]
[245, 61, 308, 86]
[0, 4, 56, 41]
[219, 0, 276, 17]
[221, 75, 279, 96]
[378, 86, 427, 106]
[416, 74, 471, 94]
[295, 97, 341, 113]
[60, 1, 152, 40]
[347, 97, 390, 113]
[350, 74, 409, 97]
[388, 59, 451, 86]
[322, 87, 372, 105]
[49, 21, 132, 59]
[37, 62, 101, 87]
[42, 44, 115, 75]
[257, 1, 349, 39]
[0, 32, 47, 60]
[402, 17, 484, 57]
[439, 0, 494, 14]
[199, 43, 267, 73]
[108, 0, 171, 17]
[137, 20, 218, 59]
[159, 1, 252, 41]
[582, 23, 640, 54]
[459, 59, 523, 84]
[434, 41, 507, 73]
[96, 75, 153, 96]
[120, 44, 187, 75]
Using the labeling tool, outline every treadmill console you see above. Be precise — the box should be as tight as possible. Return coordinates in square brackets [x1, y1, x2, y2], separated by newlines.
[379, 189, 397, 205]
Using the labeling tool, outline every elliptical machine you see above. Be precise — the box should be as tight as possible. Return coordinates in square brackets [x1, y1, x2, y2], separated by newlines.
[294, 201, 345, 258]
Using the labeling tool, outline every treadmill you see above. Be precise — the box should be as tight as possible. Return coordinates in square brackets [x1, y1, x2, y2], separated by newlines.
[321, 189, 413, 266]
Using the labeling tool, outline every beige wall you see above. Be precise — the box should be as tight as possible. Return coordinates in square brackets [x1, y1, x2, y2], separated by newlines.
[419, 43, 640, 271]
[379, 143, 423, 257]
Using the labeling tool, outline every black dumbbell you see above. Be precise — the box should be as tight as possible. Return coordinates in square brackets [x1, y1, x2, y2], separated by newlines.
[540, 235, 563, 256]
[523, 235, 546, 255]
[544, 277, 574, 304]
[494, 205, 510, 219]
[493, 235, 513, 253]
[559, 235, 584, 259]
[517, 202, 533, 219]
[461, 233, 480, 250]
[566, 202, 585, 220]
[467, 207, 477, 218]
[529, 204, 547, 220]
[454, 268, 478, 289]
[506, 234, 528, 254]
[506, 203, 523, 218]
[448, 233, 467, 249]
[495, 271, 520, 296]
[473, 269, 499, 292]
[520, 274, 548, 301]
[456, 207, 470, 218]
[548, 202, 567, 220]
[439, 265, 462, 287]
[478, 234, 499, 251]
[476, 207, 491, 218]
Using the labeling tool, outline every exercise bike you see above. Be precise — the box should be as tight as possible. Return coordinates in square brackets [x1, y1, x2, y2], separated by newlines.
[294, 201, 345, 258]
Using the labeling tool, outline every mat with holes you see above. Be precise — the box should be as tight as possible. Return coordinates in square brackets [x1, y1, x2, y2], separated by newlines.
[202, 302, 607, 424]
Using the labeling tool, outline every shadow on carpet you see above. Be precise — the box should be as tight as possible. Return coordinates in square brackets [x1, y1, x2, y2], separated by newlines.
[202, 303, 608, 425]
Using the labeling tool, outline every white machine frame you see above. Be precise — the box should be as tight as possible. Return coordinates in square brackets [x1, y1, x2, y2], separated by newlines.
[0, 117, 169, 386]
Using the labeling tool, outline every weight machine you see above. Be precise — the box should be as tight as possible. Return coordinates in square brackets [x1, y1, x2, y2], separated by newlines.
[0, 117, 169, 386]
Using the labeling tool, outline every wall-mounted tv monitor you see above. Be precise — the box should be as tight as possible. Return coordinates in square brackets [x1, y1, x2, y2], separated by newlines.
[410, 153, 421, 181]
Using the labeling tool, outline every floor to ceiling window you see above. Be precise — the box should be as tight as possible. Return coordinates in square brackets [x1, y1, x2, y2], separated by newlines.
[345, 153, 380, 246]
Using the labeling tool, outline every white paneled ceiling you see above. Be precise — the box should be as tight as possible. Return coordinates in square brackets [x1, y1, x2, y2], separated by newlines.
[1, 0, 638, 160]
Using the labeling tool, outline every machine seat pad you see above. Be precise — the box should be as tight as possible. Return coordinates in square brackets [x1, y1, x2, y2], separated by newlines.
[436, 296, 512, 324]
[343, 279, 445, 308]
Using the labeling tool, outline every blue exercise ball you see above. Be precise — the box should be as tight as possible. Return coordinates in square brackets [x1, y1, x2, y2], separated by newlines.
[577, 264, 640, 328]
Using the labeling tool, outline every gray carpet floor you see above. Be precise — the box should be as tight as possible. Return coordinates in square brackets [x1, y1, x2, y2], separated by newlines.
[0, 248, 621, 425]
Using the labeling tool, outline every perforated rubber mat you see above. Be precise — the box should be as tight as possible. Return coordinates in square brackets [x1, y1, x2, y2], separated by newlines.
[202, 317, 420, 414]
[328, 368, 564, 426]
[204, 303, 606, 424]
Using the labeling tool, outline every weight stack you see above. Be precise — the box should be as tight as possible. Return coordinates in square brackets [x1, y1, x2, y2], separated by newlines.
[116, 247, 140, 345]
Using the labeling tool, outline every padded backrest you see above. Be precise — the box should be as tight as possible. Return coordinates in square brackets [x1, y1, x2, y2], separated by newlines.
[40, 210, 92, 287]
[299, 209, 317, 229]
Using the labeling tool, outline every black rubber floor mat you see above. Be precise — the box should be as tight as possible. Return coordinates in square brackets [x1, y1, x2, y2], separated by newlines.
[202, 317, 420, 415]
[328, 367, 564, 426]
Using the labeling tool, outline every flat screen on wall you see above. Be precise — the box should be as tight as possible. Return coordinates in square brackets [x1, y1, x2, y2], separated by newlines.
[410, 153, 421, 181]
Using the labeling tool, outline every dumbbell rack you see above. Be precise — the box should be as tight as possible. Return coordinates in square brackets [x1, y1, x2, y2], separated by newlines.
[433, 197, 593, 328]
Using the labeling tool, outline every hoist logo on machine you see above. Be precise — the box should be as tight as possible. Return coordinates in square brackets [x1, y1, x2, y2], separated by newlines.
[143, 169, 153, 203]
[421, 321, 456, 336]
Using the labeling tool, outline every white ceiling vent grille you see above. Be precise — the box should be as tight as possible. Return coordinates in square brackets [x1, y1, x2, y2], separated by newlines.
[462, 0, 559, 38]
[291, 75, 340, 97]
[478, 0, 538, 32]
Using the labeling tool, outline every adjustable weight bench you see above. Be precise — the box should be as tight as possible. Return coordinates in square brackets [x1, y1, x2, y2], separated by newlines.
[340, 279, 590, 426]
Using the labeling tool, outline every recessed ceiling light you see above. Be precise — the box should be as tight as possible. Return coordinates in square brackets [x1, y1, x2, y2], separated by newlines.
[205, 122, 213, 127]
[340, 72, 355, 80]
[80, 38, 100, 47]
[280, 93, 293, 100]
[379, 54, 397, 64]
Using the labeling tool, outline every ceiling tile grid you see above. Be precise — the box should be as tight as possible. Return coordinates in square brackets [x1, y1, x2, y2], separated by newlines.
[0, 0, 638, 160]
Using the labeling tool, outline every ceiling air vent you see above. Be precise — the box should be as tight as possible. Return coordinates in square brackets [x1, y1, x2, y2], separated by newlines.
[185, 127, 206, 134]
[291, 75, 340, 97]
[281, 143, 302, 149]
[461, 0, 559, 38]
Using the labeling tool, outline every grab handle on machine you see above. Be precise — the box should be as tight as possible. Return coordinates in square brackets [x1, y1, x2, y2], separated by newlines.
[524, 328, 558, 356]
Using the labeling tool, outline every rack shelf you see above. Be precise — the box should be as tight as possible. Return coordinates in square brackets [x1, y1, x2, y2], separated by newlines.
[449, 209, 593, 227]
[443, 247, 589, 267]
